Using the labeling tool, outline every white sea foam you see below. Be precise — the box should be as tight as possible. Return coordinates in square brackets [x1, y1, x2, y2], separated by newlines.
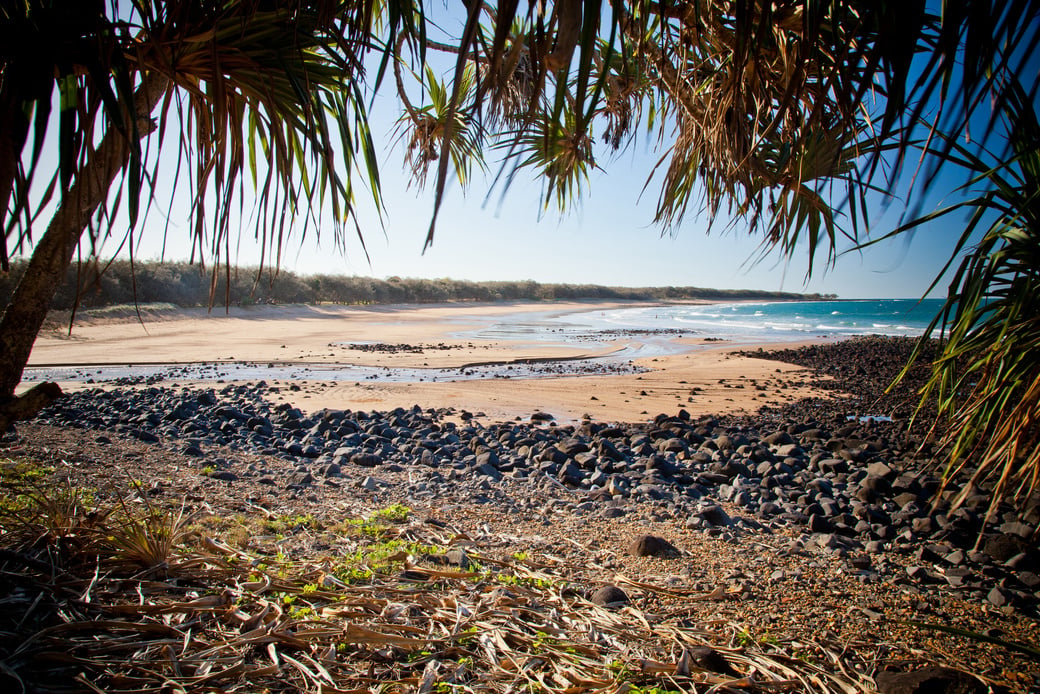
[528, 298, 941, 345]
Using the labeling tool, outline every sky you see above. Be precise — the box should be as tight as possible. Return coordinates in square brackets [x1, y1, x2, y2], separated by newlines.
[16, 6, 990, 301]
[118, 80, 964, 301]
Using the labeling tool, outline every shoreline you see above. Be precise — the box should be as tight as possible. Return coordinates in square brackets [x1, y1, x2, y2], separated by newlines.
[24, 300, 832, 423]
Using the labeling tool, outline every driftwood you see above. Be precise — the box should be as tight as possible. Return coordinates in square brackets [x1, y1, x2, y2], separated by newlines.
[0, 381, 62, 431]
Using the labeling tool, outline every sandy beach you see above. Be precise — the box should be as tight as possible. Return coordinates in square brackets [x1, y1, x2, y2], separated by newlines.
[25, 301, 825, 423]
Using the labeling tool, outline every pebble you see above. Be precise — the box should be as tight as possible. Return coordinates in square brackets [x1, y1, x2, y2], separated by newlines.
[590, 584, 629, 607]
[628, 534, 679, 557]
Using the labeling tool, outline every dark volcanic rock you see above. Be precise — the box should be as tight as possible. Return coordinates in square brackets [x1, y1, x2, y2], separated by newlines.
[628, 534, 679, 557]
[590, 584, 629, 607]
[983, 534, 1029, 563]
[350, 452, 382, 467]
[876, 666, 987, 694]
[687, 646, 738, 676]
[697, 504, 732, 527]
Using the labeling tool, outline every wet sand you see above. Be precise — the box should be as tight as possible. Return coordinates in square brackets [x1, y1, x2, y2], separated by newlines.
[24, 302, 825, 423]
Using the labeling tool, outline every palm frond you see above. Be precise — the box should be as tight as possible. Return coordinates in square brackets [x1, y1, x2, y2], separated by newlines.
[397, 64, 485, 189]
[888, 76, 1040, 516]
[3, 0, 419, 294]
[512, 108, 596, 210]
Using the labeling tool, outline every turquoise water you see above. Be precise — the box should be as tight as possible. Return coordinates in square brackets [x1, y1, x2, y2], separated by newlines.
[528, 298, 946, 345]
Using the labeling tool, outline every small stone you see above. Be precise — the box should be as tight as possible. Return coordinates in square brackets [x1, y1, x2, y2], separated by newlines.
[943, 568, 971, 587]
[808, 514, 832, 533]
[857, 475, 891, 501]
[983, 534, 1027, 562]
[687, 646, 738, 676]
[1000, 521, 1034, 539]
[350, 452, 382, 467]
[445, 548, 470, 568]
[208, 470, 237, 482]
[132, 429, 160, 444]
[866, 461, 896, 480]
[697, 504, 732, 527]
[967, 550, 990, 564]
[287, 471, 313, 487]
[475, 462, 503, 480]
[987, 586, 1009, 607]
[876, 666, 986, 694]
[911, 517, 935, 534]
[590, 584, 629, 607]
[1004, 552, 1031, 570]
[906, 566, 931, 581]
[893, 492, 918, 508]
[628, 534, 680, 557]
[860, 607, 884, 620]
[913, 545, 942, 564]
[850, 554, 872, 570]
[817, 458, 847, 474]
[758, 501, 781, 517]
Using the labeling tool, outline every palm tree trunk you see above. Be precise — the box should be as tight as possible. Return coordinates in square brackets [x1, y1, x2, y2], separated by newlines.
[0, 69, 32, 271]
[0, 73, 169, 428]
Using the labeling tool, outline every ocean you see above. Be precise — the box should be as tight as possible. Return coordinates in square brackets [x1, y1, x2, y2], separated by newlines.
[474, 298, 945, 346]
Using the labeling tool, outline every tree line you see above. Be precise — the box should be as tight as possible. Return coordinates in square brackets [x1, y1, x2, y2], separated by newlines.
[0, 259, 831, 311]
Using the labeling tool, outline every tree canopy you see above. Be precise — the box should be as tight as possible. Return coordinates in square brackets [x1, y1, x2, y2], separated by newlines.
[5, 2, 1036, 275]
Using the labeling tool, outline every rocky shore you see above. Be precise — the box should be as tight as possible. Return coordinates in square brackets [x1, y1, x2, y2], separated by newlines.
[11, 336, 1040, 691]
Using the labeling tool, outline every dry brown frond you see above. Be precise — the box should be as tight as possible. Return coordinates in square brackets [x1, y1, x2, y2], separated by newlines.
[0, 484, 888, 693]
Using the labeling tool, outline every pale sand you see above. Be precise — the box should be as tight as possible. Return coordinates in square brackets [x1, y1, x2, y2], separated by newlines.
[25, 302, 825, 423]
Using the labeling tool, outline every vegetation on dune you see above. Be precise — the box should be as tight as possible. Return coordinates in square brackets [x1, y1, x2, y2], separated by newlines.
[0, 259, 831, 311]
[1, 2, 1038, 513]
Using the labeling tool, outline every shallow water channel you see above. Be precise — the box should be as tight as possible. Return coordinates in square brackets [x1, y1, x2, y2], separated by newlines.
[22, 309, 711, 387]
